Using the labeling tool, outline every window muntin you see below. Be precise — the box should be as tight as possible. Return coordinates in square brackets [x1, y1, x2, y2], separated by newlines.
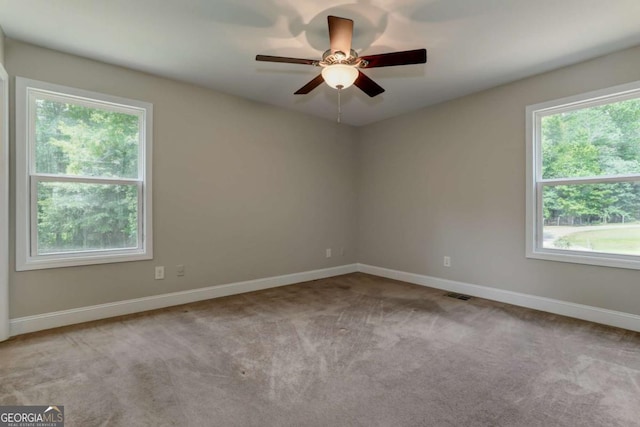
[527, 81, 640, 269]
[16, 78, 153, 270]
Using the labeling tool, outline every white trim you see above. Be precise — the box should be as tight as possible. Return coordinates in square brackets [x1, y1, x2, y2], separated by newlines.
[33, 174, 141, 185]
[541, 174, 640, 186]
[357, 264, 640, 333]
[525, 79, 640, 270]
[33, 89, 147, 116]
[525, 100, 536, 262]
[15, 77, 153, 271]
[9, 264, 358, 337]
[0, 65, 8, 341]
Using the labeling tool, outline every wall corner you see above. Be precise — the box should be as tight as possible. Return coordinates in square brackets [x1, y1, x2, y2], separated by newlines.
[0, 25, 5, 66]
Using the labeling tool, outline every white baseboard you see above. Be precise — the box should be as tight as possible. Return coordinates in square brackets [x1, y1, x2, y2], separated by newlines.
[10, 262, 640, 337]
[9, 264, 358, 337]
[358, 264, 640, 333]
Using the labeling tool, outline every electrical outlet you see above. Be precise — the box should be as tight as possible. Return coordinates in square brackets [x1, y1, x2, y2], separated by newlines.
[444, 256, 451, 267]
[177, 264, 185, 277]
[326, 248, 332, 258]
[155, 266, 165, 280]
[340, 247, 345, 256]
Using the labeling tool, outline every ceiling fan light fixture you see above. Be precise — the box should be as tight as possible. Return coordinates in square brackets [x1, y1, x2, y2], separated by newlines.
[255, 15, 426, 98]
[321, 64, 359, 90]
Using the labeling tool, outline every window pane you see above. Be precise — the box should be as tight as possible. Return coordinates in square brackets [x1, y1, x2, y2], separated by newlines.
[541, 99, 640, 179]
[37, 181, 139, 254]
[34, 97, 139, 178]
[542, 182, 640, 255]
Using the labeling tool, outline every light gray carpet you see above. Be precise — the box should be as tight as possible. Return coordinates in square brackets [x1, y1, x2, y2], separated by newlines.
[1, 273, 639, 426]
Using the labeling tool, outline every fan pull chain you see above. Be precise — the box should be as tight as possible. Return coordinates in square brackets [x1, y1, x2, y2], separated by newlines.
[337, 85, 343, 124]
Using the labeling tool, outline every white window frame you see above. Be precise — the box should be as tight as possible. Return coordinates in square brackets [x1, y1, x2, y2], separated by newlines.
[0, 65, 9, 340]
[16, 77, 153, 271]
[526, 80, 640, 270]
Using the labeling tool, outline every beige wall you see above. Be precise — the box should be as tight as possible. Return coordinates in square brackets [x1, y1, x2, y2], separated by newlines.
[357, 45, 640, 316]
[7, 40, 358, 318]
[7, 37, 640, 320]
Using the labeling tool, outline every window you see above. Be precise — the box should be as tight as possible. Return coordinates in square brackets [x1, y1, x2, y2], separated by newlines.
[526, 80, 640, 269]
[16, 77, 152, 270]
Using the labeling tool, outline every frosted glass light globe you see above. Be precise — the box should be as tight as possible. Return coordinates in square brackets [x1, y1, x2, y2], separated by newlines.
[321, 64, 359, 89]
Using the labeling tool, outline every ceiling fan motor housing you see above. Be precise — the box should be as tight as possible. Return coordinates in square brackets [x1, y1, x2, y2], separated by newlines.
[321, 49, 367, 67]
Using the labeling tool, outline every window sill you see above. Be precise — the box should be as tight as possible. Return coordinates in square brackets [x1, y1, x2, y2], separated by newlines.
[16, 251, 153, 271]
[526, 248, 640, 270]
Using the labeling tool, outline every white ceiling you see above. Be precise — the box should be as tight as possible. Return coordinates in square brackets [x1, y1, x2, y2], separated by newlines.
[1, 0, 639, 126]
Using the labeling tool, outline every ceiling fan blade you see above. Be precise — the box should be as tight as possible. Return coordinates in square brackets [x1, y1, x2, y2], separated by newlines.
[354, 71, 385, 97]
[328, 15, 353, 55]
[360, 49, 427, 68]
[294, 74, 325, 95]
[256, 55, 317, 66]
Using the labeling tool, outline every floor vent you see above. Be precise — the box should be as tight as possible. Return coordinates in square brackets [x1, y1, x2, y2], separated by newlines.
[445, 292, 471, 301]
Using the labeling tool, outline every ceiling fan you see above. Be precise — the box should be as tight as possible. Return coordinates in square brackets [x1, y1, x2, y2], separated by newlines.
[255, 15, 427, 98]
